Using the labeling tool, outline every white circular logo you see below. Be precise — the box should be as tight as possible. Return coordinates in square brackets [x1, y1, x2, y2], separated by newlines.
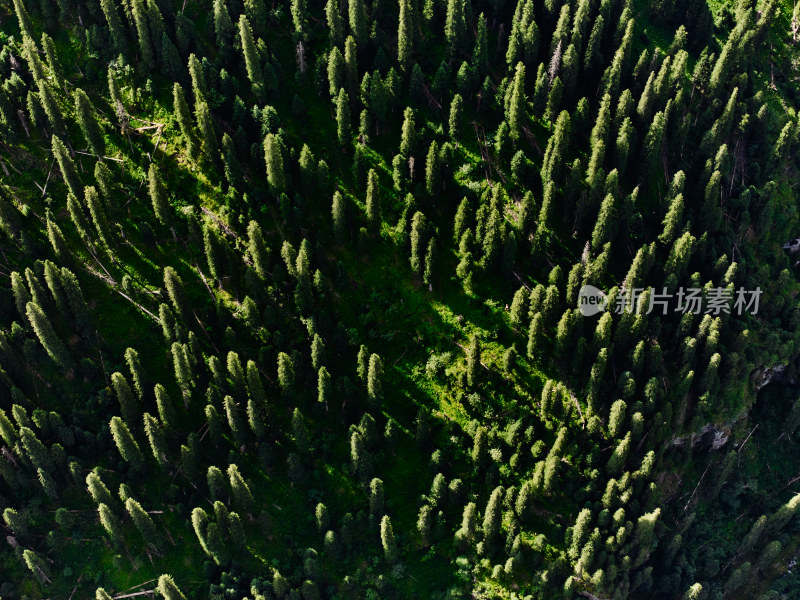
[578, 285, 608, 316]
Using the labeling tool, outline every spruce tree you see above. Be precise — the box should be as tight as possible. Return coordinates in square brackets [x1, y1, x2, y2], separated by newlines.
[466, 334, 480, 387]
[125, 497, 161, 551]
[148, 164, 172, 227]
[157, 575, 188, 600]
[85, 186, 112, 247]
[52, 135, 82, 199]
[380, 515, 398, 562]
[110, 416, 145, 471]
[214, 0, 235, 55]
[131, 0, 154, 68]
[449, 94, 463, 142]
[143, 412, 169, 467]
[196, 101, 220, 164]
[444, 0, 467, 54]
[332, 191, 346, 243]
[366, 169, 381, 233]
[336, 88, 351, 147]
[23, 549, 50, 585]
[398, 0, 413, 71]
[228, 463, 255, 514]
[238, 15, 265, 103]
[173, 84, 197, 161]
[264, 133, 287, 195]
[75, 89, 105, 157]
[27, 301, 72, 369]
[111, 372, 140, 427]
[326, 0, 344, 46]
[348, 0, 368, 47]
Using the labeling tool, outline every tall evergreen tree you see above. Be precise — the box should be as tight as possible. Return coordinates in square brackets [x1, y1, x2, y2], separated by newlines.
[27, 301, 72, 369]
[348, 0, 368, 47]
[148, 164, 172, 227]
[52, 135, 82, 198]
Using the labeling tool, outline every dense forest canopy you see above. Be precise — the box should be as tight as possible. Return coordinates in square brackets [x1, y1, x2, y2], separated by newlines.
[1, 0, 800, 598]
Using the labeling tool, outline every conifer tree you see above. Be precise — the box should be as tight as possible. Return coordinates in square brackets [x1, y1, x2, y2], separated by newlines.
[27, 301, 72, 369]
[326, 0, 344, 46]
[131, 0, 154, 68]
[264, 133, 287, 195]
[160, 32, 182, 80]
[228, 463, 255, 514]
[157, 575, 188, 600]
[173, 84, 197, 161]
[445, 0, 467, 54]
[196, 101, 220, 164]
[148, 164, 172, 227]
[335, 88, 351, 148]
[507, 63, 527, 142]
[111, 372, 139, 427]
[214, 0, 235, 54]
[153, 384, 177, 431]
[398, 0, 413, 71]
[348, 0, 368, 47]
[11, 271, 32, 323]
[20, 426, 54, 473]
[410, 211, 427, 275]
[331, 191, 346, 243]
[466, 334, 480, 387]
[366, 169, 381, 233]
[278, 352, 296, 400]
[110, 416, 145, 471]
[75, 89, 105, 157]
[52, 136, 82, 199]
[400, 107, 416, 157]
[23, 549, 50, 585]
[143, 412, 169, 467]
[86, 471, 115, 506]
[380, 515, 398, 562]
[449, 94, 462, 142]
[85, 186, 112, 248]
[235, 16, 265, 103]
[367, 353, 384, 404]
[125, 497, 161, 550]
[98, 503, 123, 541]
[12, 0, 36, 40]
[425, 141, 441, 196]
